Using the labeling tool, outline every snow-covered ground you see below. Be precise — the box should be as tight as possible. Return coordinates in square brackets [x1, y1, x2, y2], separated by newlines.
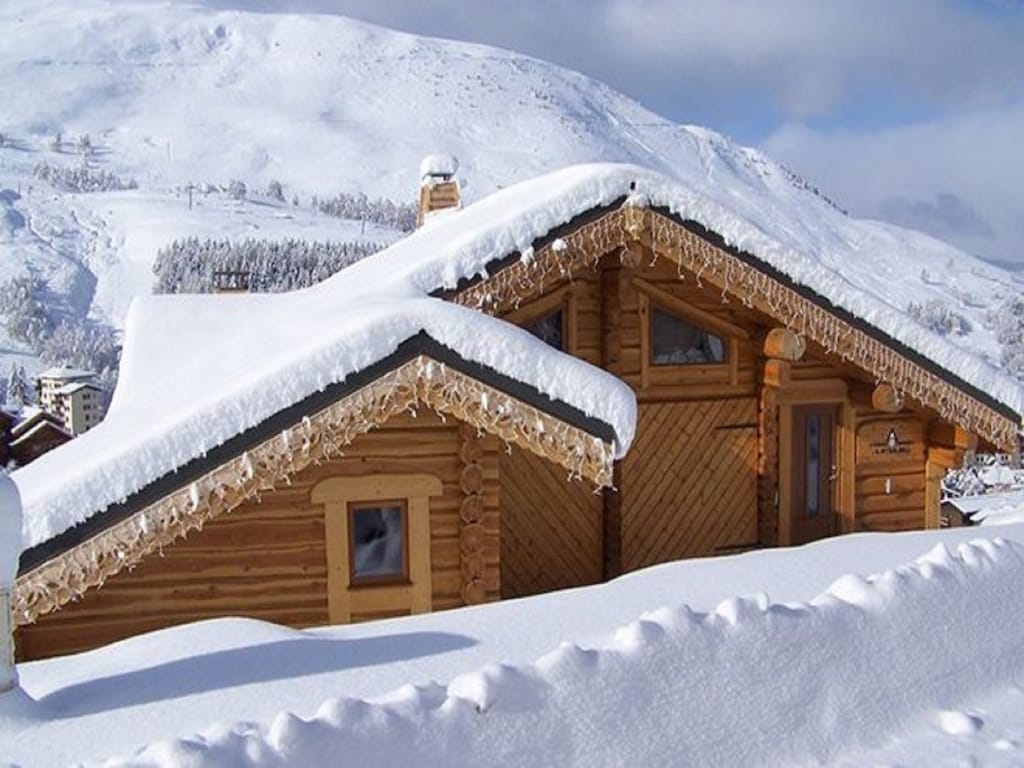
[4, 522, 1024, 766]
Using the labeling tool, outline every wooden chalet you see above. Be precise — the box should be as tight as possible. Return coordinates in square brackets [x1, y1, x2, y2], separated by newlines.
[11, 162, 1022, 660]
[5, 409, 72, 467]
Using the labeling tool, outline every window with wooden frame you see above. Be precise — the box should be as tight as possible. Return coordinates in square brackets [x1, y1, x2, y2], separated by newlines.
[650, 306, 728, 365]
[347, 500, 409, 585]
[310, 474, 442, 624]
[504, 286, 576, 354]
[634, 277, 747, 391]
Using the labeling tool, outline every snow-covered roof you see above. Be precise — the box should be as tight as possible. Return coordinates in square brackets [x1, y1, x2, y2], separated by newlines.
[13, 161, 1024, 554]
[9, 420, 70, 446]
[15, 291, 636, 550]
[8, 408, 61, 439]
[335, 162, 1024, 418]
[36, 366, 95, 382]
[53, 382, 102, 396]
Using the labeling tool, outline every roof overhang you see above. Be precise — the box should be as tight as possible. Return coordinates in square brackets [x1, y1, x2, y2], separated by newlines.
[446, 202, 1021, 451]
[14, 332, 618, 625]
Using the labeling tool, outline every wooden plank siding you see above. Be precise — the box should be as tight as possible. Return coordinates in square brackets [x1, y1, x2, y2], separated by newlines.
[16, 411, 500, 661]
[620, 399, 759, 569]
[498, 446, 603, 598]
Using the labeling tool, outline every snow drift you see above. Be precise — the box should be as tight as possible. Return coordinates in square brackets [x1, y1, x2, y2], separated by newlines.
[102, 537, 1024, 767]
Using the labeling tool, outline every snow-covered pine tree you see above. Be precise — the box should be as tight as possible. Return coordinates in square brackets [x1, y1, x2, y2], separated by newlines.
[266, 179, 285, 202]
[5, 364, 26, 409]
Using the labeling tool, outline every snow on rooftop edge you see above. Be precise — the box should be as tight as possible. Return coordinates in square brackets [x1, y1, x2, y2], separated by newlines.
[14, 294, 635, 549]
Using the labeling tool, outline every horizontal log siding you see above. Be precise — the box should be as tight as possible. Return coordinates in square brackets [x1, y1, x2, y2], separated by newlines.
[854, 413, 928, 532]
[17, 411, 498, 661]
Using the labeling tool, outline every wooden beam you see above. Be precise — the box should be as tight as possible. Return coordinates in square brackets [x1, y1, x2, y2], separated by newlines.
[928, 422, 978, 451]
[763, 328, 806, 361]
[631, 276, 751, 341]
[871, 383, 904, 413]
[838, 402, 857, 534]
[776, 378, 848, 405]
[620, 242, 645, 269]
[603, 463, 622, 580]
[763, 359, 791, 388]
[924, 458, 944, 530]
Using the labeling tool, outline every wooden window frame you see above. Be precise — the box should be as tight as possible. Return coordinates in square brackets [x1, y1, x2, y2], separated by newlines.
[347, 499, 410, 587]
[648, 304, 730, 367]
[311, 474, 442, 624]
[504, 286, 577, 355]
[634, 277, 747, 390]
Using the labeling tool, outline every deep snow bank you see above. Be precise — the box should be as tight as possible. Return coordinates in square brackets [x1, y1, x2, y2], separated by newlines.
[102, 537, 1024, 767]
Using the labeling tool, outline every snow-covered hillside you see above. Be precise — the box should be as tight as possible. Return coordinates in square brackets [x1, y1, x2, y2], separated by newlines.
[0, 0, 697, 338]
[2, 0, 1023, 386]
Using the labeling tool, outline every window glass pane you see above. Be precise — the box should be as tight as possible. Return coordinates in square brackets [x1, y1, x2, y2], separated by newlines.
[524, 309, 563, 350]
[806, 415, 820, 518]
[651, 307, 727, 365]
[351, 504, 405, 580]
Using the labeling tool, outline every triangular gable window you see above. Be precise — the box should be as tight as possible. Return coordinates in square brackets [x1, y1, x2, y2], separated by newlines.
[524, 308, 564, 351]
[651, 305, 727, 365]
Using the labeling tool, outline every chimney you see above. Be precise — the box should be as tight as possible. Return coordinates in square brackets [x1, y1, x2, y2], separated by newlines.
[0, 473, 21, 693]
[417, 154, 461, 227]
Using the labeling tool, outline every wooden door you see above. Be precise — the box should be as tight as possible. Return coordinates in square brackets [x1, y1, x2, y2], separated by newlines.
[790, 404, 839, 545]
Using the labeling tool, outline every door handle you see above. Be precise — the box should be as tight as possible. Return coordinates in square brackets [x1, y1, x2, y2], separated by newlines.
[829, 465, 839, 482]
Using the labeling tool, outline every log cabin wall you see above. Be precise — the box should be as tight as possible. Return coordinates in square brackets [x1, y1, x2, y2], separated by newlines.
[853, 413, 928, 532]
[16, 410, 500, 661]
[499, 250, 764, 586]
[617, 254, 761, 568]
[497, 243, 954, 587]
[498, 274, 605, 597]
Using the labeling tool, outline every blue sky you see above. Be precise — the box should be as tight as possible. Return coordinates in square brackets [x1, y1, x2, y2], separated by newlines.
[217, 0, 1024, 263]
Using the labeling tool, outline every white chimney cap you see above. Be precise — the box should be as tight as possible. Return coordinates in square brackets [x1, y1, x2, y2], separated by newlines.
[420, 153, 459, 181]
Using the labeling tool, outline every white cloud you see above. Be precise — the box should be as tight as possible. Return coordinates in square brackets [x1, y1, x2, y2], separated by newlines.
[762, 103, 1024, 264]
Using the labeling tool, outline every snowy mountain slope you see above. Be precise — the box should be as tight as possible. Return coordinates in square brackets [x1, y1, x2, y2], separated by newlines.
[1, 0, 1022, 387]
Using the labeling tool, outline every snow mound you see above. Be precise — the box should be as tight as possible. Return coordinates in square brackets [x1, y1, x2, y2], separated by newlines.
[99, 537, 1024, 767]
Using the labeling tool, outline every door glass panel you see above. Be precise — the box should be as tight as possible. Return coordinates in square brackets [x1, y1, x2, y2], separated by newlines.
[806, 414, 820, 518]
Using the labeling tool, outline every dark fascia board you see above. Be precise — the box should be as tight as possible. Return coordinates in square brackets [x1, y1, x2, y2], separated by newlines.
[18, 331, 617, 575]
[437, 195, 1018, 424]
